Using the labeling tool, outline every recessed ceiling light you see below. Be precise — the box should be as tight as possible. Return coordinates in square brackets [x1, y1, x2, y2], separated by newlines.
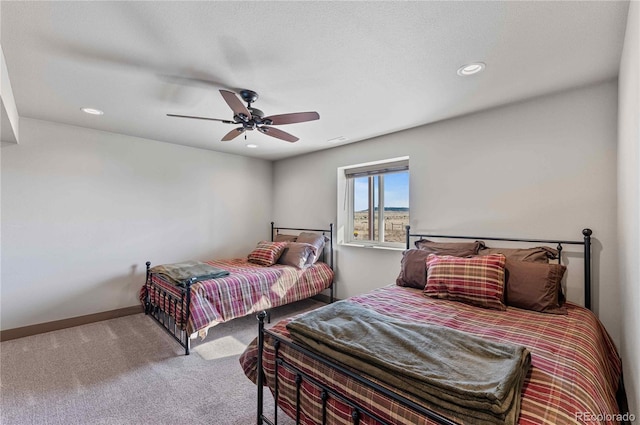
[328, 136, 349, 144]
[246, 144, 258, 149]
[457, 62, 486, 76]
[81, 107, 104, 115]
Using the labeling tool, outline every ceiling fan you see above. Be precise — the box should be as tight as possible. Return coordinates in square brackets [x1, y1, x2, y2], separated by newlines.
[167, 89, 319, 143]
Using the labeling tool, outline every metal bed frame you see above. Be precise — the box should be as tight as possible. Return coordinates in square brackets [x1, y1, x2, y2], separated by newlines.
[256, 227, 595, 425]
[272, 222, 335, 304]
[143, 222, 334, 356]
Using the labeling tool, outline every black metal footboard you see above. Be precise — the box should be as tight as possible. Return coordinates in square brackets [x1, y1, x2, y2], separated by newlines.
[255, 312, 457, 425]
[143, 261, 194, 355]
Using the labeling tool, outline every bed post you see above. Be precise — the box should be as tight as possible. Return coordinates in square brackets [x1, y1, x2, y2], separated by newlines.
[329, 223, 334, 270]
[144, 261, 151, 314]
[256, 311, 268, 425]
[271, 221, 275, 242]
[556, 244, 563, 265]
[583, 228, 592, 310]
[405, 225, 411, 249]
[329, 223, 334, 303]
[183, 278, 196, 356]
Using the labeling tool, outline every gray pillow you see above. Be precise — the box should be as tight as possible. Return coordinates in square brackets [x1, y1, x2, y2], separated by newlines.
[296, 232, 326, 264]
[277, 243, 317, 269]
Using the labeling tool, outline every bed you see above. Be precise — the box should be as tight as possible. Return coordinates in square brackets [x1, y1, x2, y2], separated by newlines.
[141, 223, 334, 355]
[240, 227, 627, 425]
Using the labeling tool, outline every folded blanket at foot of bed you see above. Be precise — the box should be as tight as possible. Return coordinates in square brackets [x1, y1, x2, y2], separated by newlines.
[286, 301, 531, 425]
[150, 260, 230, 286]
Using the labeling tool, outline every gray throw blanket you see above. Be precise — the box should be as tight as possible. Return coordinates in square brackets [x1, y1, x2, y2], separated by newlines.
[286, 301, 530, 425]
[150, 261, 229, 287]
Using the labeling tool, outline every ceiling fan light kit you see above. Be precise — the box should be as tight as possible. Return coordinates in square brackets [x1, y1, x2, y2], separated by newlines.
[168, 89, 319, 143]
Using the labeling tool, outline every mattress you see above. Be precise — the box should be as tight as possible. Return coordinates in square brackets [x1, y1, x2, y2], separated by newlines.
[141, 258, 334, 337]
[240, 284, 622, 425]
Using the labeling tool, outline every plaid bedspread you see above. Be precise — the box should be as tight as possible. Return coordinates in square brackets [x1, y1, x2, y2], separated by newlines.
[240, 285, 622, 425]
[140, 258, 333, 338]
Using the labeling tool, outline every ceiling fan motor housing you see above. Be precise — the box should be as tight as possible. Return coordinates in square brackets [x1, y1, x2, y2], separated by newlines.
[242, 121, 257, 130]
[248, 107, 265, 118]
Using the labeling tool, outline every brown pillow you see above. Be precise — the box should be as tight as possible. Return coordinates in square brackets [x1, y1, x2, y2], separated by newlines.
[277, 243, 317, 269]
[414, 239, 485, 257]
[505, 261, 567, 314]
[396, 249, 434, 289]
[296, 232, 326, 264]
[274, 234, 298, 242]
[479, 246, 558, 263]
[396, 242, 482, 289]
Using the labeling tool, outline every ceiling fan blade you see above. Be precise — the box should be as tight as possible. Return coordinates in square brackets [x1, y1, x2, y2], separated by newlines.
[221, 128, 245, 141]
[167, 113, 235, 124]
[263, 112, 320, 125]
[257, 126, 299, 143]
[219, 90, 251, 119]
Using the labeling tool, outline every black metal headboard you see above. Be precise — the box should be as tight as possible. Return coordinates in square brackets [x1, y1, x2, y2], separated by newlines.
[271, 222, 334, 270]
[405, 225, 593, 310]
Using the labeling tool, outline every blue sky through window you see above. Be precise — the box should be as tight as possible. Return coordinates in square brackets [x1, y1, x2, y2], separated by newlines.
[354, 172, 409, 211]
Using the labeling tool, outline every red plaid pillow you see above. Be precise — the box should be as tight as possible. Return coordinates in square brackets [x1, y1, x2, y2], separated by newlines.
[425, 254, 507, 310]
[247, 241, 288, 266]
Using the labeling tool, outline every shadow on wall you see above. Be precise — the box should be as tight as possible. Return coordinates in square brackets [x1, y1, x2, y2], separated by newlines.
[590, 237, 603, 316]
[561, 248, 587, 308]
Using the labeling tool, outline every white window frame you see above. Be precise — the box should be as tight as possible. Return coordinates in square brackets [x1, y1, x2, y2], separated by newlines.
[337, 157, 409, 249]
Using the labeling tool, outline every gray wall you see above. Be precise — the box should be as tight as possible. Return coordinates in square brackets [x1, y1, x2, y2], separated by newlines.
[1, 118, 273, 330]
[618, 0, 639, 415]
[273, 80, 620, 346]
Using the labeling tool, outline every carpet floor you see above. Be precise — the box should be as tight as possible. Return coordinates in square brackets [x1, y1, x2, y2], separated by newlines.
[1, 299, 325, 425]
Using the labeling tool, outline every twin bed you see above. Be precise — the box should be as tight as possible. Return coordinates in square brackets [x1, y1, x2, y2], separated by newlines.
[140, 223, 334, 355]
[239, 227, 626, 425]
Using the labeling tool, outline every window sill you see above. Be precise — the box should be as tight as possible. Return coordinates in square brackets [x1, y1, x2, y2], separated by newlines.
[339, 242, 405, 252]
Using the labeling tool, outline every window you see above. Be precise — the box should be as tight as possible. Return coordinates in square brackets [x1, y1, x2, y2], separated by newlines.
[338, 157, 409, 247]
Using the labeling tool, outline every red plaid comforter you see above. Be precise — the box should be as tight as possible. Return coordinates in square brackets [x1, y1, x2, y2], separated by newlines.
[240, 285, 622, 425]
[140, 258, 334, 338]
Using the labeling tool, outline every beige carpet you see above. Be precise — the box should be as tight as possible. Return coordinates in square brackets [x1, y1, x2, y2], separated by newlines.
[1, 300, 324, 425]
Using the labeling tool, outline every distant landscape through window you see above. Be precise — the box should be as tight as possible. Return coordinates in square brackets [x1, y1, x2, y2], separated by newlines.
[352, 171, 409, 243]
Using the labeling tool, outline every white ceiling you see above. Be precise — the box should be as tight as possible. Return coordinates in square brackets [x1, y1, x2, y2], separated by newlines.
[0, 1, 630, 161]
